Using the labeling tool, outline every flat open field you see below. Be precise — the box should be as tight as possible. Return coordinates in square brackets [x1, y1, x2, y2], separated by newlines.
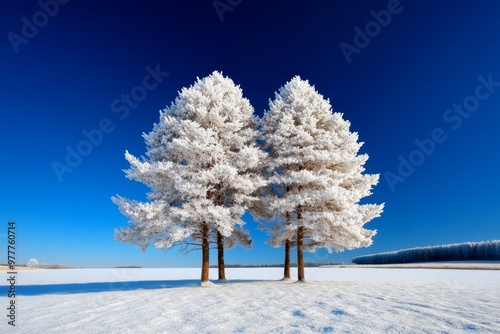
[1, 267, 499, 333]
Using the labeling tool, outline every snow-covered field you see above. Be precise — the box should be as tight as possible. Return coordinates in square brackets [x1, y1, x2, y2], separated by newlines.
[1, 267, 500, 333]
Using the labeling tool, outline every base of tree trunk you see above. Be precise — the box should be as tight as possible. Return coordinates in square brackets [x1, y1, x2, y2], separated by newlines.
[200, 281, 214, 287]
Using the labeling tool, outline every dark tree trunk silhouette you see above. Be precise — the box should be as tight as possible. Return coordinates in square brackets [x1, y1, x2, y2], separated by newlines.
[201, 222, 210, 283]
[217, 231, 226, 280]
[216, 186, 226, 280]
[297, 205, 305, 282]
[284, 211, 291, 279]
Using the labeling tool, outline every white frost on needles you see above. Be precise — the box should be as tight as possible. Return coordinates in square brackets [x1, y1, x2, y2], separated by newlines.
[257, 76, 384, 253]
[113, 71, 266, 260]
[113, 72, 385, 283]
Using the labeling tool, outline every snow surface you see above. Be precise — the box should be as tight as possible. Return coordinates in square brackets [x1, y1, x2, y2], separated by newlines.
[1, 267, 499, 333]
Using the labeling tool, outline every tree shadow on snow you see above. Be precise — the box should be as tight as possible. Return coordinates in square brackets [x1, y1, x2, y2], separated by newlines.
[15, 279, 273, 296]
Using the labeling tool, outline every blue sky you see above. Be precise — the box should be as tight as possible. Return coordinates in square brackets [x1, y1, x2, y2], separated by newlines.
[1, 0, 499, 268]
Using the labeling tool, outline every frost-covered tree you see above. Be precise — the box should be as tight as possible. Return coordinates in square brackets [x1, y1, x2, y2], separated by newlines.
[113, 71, 266, 284]
[26, 258, 38, 269]
[259, 76, 384, 281]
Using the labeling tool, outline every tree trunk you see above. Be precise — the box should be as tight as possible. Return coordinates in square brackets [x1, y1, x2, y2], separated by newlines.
[297, 205, 305, 282]
[217, 231, 226, 280]
[216, 185, 226, 280]
[284, 239, 291, 279]
[201, 222, 210, 283]
[297, 226, 305, 281]
[283, 211, 291, 279]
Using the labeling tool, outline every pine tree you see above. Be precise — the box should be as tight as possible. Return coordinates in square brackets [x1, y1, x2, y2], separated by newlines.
[113, 71, 265, 284]
[259, 76, 384, 281]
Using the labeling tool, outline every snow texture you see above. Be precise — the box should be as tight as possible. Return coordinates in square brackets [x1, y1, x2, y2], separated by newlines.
[2, 267, 499, 333]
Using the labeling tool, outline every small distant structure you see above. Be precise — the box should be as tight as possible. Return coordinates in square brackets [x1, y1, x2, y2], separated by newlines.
[26, 258, 38, 269]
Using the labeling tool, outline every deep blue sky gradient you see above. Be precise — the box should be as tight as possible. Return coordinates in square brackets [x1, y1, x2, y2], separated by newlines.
[1, 0, 499, 267]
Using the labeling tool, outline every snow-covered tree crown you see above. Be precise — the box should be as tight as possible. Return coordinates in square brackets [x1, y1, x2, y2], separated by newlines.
[262, 76, 363, 169]
[258, 76, 384, 252]
[145, 71, 260, 164]
[113, 71, 266, 252]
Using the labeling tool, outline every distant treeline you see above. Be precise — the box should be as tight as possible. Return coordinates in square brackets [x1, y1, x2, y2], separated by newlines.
[35, 263, 67, 269]
[352, 240, 500, 265]
[209, 262, 349, 268]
